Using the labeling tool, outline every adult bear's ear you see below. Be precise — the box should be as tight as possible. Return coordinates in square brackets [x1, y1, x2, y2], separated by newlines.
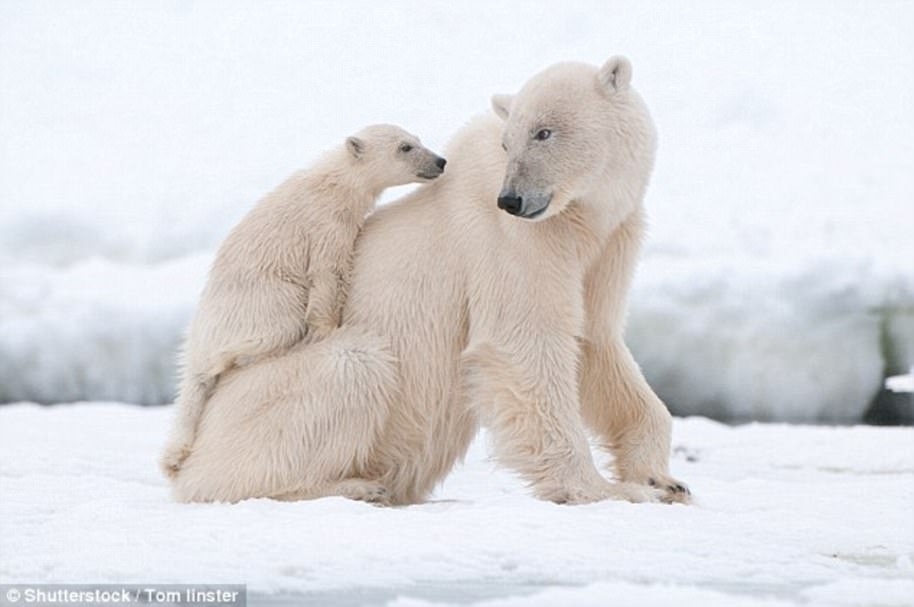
[491, 94, 513, 121]
[346, 136, 364, 159]
[597, 56, 632, 94]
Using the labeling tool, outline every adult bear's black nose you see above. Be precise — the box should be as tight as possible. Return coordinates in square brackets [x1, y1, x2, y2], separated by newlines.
[435, 156, 447, 170]
[497, 192, 523, 215]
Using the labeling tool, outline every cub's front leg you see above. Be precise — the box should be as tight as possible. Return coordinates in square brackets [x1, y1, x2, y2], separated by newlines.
[304, 267, 345, 340]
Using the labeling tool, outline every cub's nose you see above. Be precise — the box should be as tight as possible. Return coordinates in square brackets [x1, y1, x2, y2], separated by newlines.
[435, 156, 447, 170]
[497, 192, 523, 216]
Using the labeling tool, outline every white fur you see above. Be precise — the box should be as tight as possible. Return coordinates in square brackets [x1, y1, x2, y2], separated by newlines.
[170, 57, 689, 505]
[159, 124, 444, 480]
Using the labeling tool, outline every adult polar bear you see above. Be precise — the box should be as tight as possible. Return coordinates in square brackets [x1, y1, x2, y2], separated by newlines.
[172, 56, 689, 505]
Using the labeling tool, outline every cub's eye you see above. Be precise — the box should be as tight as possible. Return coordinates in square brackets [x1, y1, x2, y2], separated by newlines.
[399, 143, 413, 153]
[534, 128, 552, 141]
[501, 143, 507, 152]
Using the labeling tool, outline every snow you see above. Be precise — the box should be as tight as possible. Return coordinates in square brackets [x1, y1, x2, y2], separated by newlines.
[1, 4, 912, 418]
[1, 403, 913, 606]
[887, 372, 914, 394]
[0, 256, 206, 405]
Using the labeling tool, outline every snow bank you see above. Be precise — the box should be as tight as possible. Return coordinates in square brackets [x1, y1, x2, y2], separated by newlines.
[2, 253, 909, 422]
[629, 255, 914, 422]
[0, 256, 207, 404]
[1, 403, 912, 606]
[1, 1, 912, 420]
[887, 373, 914, 394]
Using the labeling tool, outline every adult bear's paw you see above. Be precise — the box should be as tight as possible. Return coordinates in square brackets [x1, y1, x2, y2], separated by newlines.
[546, 479, 666, 505]
[644, 475, 692, 504]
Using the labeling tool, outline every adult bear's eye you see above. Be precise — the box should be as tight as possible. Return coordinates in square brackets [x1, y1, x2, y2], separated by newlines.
[399, 143, 413, 153]
[534, 128, 552, 141]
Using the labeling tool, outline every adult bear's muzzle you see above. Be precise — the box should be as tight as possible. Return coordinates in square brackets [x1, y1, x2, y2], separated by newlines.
[497, 189, 551, 219]
[497, 191, 524, 216]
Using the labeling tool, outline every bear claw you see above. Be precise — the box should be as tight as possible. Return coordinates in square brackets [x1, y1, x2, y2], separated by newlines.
[645, 476, 691, 503]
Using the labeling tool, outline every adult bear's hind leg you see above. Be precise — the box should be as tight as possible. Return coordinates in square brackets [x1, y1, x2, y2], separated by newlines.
[171, 326, 399, 504]
[271, 478, 391, 505]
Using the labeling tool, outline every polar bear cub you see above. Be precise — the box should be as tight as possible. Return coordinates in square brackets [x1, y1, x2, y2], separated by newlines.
[160, 125, 446, 479]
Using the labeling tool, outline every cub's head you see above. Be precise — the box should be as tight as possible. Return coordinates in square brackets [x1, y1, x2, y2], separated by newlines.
[491, 56, 656, 221]
[345, 124, 447, 188]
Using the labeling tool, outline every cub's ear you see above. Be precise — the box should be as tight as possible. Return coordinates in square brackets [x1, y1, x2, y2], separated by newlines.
[491, 94, 513, 121]
[597, 55, 632, 93]
[346, 136, 364, 159]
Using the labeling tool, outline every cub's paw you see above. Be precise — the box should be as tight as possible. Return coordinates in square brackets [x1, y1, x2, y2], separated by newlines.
[159, 443, 192, 479]
[308, 322, 338, 343]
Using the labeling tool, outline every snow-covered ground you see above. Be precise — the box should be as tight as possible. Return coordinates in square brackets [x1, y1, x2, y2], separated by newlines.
[1, 403, 912, 606]
[1, 4, 912, 420]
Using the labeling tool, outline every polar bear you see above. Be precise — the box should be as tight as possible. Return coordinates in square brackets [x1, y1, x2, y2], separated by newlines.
[159, 125, 446, 479]
[171, 56, 689, 506]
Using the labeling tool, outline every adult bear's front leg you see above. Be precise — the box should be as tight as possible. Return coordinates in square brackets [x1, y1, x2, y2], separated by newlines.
[578, 210, 690, 504]
[461, 340, 662, 504]
[579, 337, 691, 504]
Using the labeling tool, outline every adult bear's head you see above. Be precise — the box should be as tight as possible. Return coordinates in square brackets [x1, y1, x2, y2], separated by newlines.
[491, 56, 656, 223]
